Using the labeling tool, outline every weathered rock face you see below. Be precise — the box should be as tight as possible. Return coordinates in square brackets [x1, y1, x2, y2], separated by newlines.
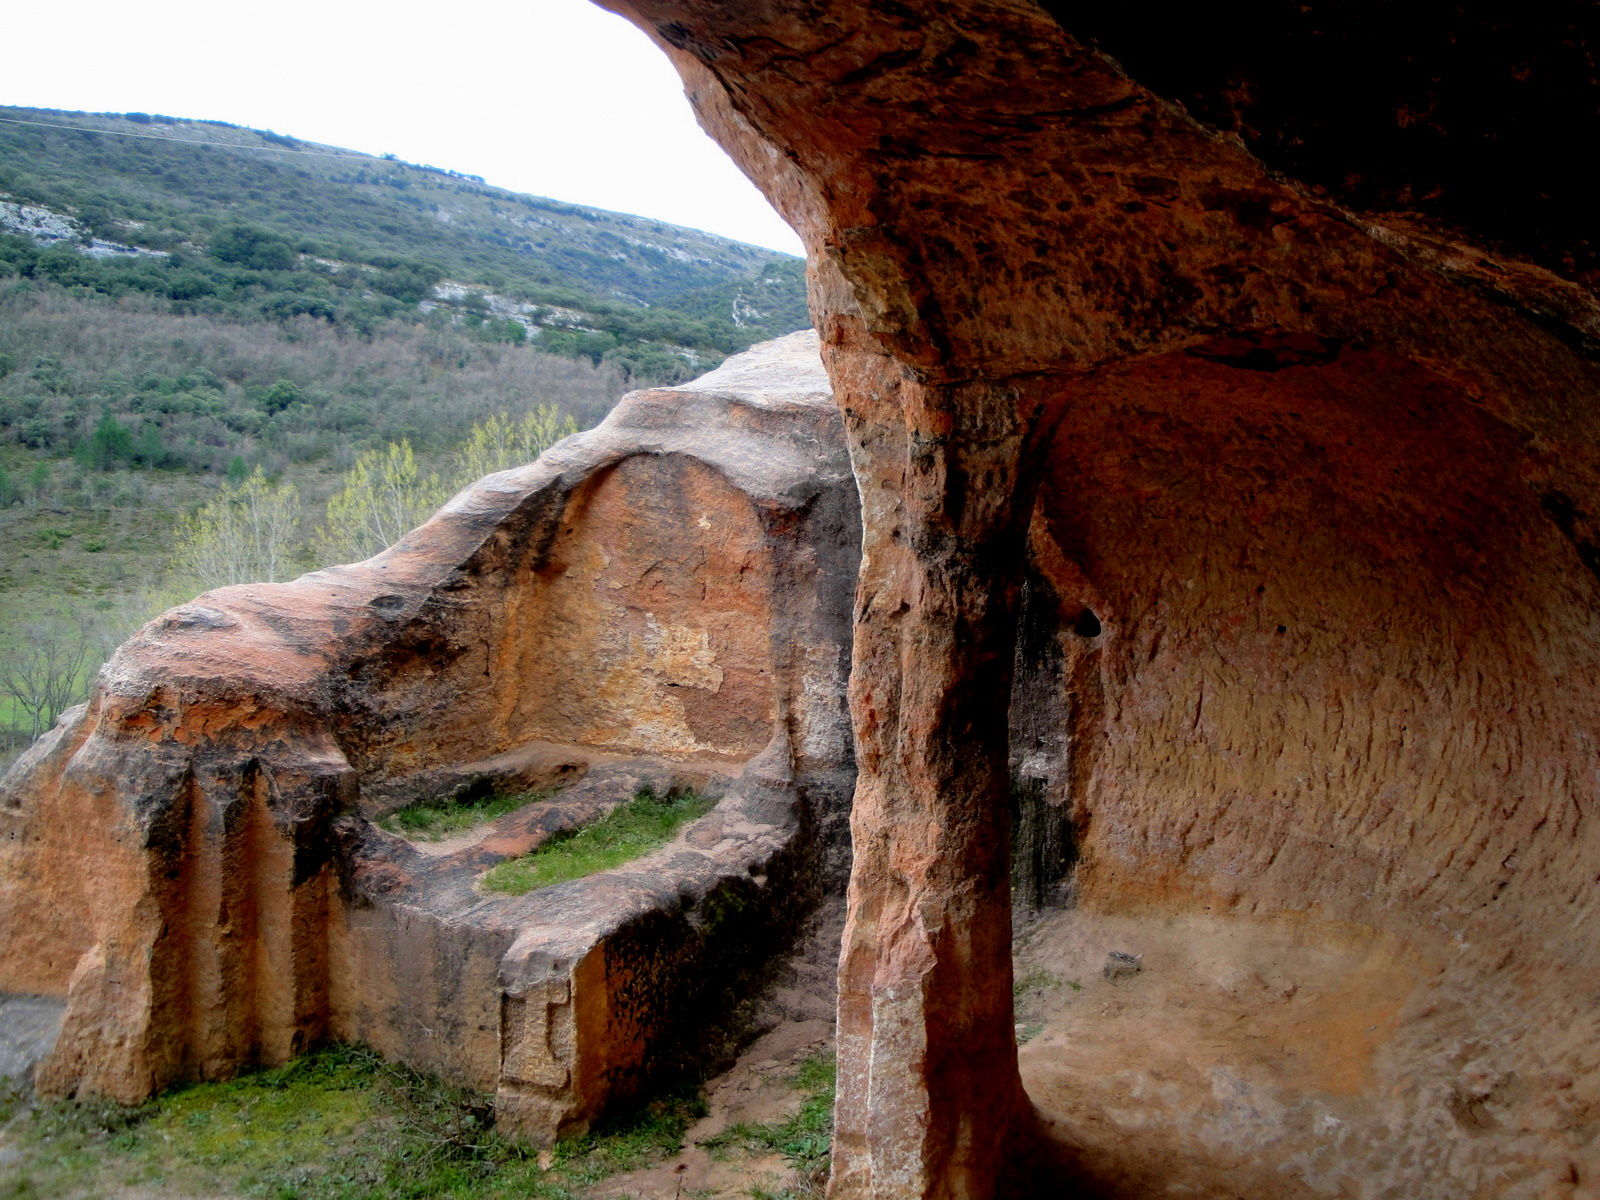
[1011, 348, 1600, 1196]
[7, 6, 1600, 1195]
[594, 3, 1600, 1197]
[0, 330, 860, 1141]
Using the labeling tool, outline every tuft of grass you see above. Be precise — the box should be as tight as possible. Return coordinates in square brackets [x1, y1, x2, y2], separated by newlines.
[380, 788, 550, 841]
[1013, 967, 1057, 998]
[541, 1088, 706, 1191]
[0, 1043, 704, 1200]
[702, 1050, 834, 1187]
[480, 786, 713, 895]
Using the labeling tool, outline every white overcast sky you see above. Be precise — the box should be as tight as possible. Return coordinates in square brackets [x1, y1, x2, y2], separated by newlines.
[1, 0, 804, 255]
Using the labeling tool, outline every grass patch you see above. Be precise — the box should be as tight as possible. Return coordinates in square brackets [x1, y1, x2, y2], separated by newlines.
[480, 786, 713, 896]
[701, 1050, 834, 1189]
[1013, 967, 1058, 998]
[537, 1087, 706, 1192]
[0, 1044, 704, 1200]
[380, 788, 550, 841]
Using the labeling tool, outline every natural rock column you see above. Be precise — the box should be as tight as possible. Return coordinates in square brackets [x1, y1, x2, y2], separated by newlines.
[831, 351, 1058, 1196]
[584, 5, 1098, 1189]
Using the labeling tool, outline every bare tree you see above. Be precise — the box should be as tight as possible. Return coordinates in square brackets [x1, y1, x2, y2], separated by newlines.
[171, 467, 306, 590]
[0, 619, 98, 740]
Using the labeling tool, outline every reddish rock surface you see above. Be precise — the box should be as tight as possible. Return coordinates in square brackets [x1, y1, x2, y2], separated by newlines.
[0, 331, 860, 1142]
[597, 3, 1600, 1197]
[6, 5, 1600, 1197]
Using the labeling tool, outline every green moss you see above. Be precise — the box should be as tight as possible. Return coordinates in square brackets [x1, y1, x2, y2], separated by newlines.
[1012, 966, 1057, 997]
[480, 787, 713, 895]
[0, 1044, 703, 1200]
[701, 1050, 835, 1178]
[380, 788, 550, 841]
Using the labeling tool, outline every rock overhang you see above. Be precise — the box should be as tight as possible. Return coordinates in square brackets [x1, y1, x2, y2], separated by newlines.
[6, 7, 1600, 1195]
[597, 3, 1600, 1196]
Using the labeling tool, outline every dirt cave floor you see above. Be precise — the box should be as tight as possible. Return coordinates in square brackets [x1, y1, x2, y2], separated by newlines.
[2, 902, 1428, 1200]
[600, 901, 1421, 1200]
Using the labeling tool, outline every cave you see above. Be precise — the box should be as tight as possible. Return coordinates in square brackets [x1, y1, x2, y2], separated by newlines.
[594, 3, 1600, 1197]
[4, 3, 1599, 1198]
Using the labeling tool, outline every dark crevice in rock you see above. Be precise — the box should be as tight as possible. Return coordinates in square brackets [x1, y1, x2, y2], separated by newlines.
[1186, 331, 1345, 372]
[1045, 0, 1600, 286]
[1538, 488, 1600, 588]
[1008, 565, 1079, 911]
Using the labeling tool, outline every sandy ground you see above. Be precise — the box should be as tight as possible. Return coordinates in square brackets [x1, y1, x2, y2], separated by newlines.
[595, 1017, 834, 1200]
[1014, 907, 1421, 1198]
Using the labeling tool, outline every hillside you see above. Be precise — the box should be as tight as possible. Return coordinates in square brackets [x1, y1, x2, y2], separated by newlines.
[0, 105, 808, 376]
[0, 105, 811, 760]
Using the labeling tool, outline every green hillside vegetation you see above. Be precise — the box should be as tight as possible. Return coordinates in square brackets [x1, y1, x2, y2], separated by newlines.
[0, 105, 808, 373]
[0, 105, 810, 764]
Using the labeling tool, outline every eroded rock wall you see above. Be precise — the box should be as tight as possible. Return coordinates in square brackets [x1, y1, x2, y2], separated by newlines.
[0, 332, 860, 1142]
[1013, 348, 1600, 1195]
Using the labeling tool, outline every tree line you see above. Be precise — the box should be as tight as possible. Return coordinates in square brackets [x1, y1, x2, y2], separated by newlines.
[0, 282, 624, 477]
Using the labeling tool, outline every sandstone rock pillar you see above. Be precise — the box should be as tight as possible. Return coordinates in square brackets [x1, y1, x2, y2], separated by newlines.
[830, 357, 1055, 1199]
[587, 3, 1085, 1193]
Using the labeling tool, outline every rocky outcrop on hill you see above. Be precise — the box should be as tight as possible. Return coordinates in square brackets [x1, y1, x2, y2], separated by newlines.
[601, 3, 1600, 1197]
[0, 330, 859, 1141]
